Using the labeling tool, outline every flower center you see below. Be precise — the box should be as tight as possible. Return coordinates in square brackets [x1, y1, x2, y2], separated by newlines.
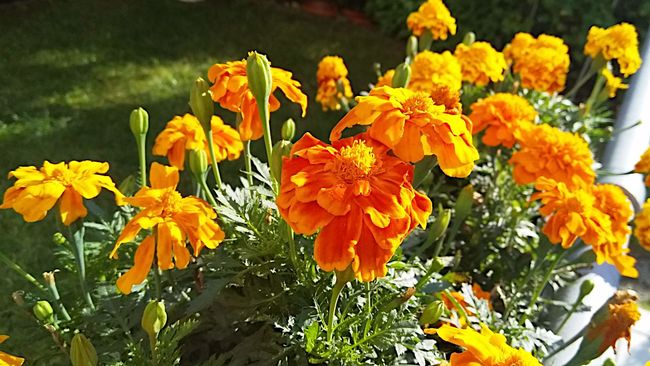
[402, 92, 435, 116]
[160, 190, 183, 217]
[337, 140, 376, 182]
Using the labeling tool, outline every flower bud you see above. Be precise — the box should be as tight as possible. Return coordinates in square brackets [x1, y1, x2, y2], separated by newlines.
[52, 232, 67, 246]
[33, 300, 54, 324]
[281, 118, 296, 141]
[372, 62, 382, 77]
[413, 155, 438, 187]
[246, 51, 273, 103]
[271, 140, 292, 184]
[141, 300, 167, 340]
[129, 107, 149, 137]
[406, 36, 418, 61]
[602, 358, 616, 366]
[391, 62, 411, 89]
[462, 31, 476, 46]
[429, 208, 452, 243]
[189, 149, 209, 181]
[70, 333, 98, 366]
[454, 184, 474, 222]
[578, 279, 595, 299]
[419, 300, 445, 325]
[189, 77, 214, 132]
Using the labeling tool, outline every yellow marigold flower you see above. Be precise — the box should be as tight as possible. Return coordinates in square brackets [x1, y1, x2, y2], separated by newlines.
[153, 114, 242, 170]
[469, 93, 537, 148]
[634, 198, 650, 251]
[510, 123, 595, 188]
[436, 324, 542, 366]
[110, 163, 225, 294]
[584, 23, 642, 77]
[635, 146, 650, 186]
[276, 133, 432, 282]
[316, 56, 353, 111]
[207, 59, 307, 141]
[454, 42, 507, 86]
[0, 335, 24, 366]
[1, 161, 124, 226]
[410, 50, 462, 94]
[504, 33, 570, 93]
[406, 0, 456, 40]
[601, 68, 629, 98]
[375, 69, 394, 88]
[330, 86, 478, 177]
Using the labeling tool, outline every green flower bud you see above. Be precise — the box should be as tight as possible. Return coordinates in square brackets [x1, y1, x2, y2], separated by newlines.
[70, 333, 98, 366]
[419, 300, 445, 325]
[454, 184, 474, 222]
[406, 36, 418, 61]
[271, 140, 292, 184]
[281, 118, 296, 141]
[419, 29, 433, 51]
[188, 149, 209, 180]
[33, 300, 54, 324]
[579, 279, 595, 299]
[428, 208, 452, 243]
[391, 62, 411, 88]
[462, 32, 476, 46]
[602, 358, 616, 366]
[412, 155, 438, 188]
[129, 107, 149, 137]
[246, 51, 273, 103]
[52, 232, 67, 246]
[189, 77, 214, 132]
[141, 300, 167, 340]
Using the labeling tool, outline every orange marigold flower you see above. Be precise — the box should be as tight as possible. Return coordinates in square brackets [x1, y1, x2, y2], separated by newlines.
[0, 335, 24, 366]
[469, 93, 537, 148]
[510, 123, 595, 188]
[634, 146, 650, 186]
[601, 68, 628, 98]
[1, 161, 124, 226]
[330, 86, 478, 177]
[436, 324, 542, 366]
[153, 114, 242, 170]
[454, 42, 507, 86]
[634, 198, 650, 251]
[584, 23, 642, 77]
[110, 163, 225, 294]
[375, 69, 394, 88]
[410, 50, 462, 94]
[504, 33, 570, 93]
[442, 283, 492, 313]
[406, 0, 456, 40]
[276, 133, 432, 281]
[207, 59, 307, 141]
[316, 56, 353, 111]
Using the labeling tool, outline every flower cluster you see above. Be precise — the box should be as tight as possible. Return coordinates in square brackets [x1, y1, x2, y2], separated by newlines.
[410, 50, 462, 94]
[454, 41, 507, 86]
[469, 93, 537, 148]
[315, 56, 353, 111]
[406, 0, 456, 40]
[585, 23, 642, 77]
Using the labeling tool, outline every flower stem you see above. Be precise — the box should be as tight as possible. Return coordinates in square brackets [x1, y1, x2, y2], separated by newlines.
[0, 251, 47, 293]
[519, 249, 566, 325]
[327, 276, 346, 343]
[67, 222, 95, 311]
[244, 140, 253, 186]
[44, 273, 72, 322]
[257, 102, 278, 193]
[199, 178, 218, 208]
[136, 134, 147, 187]
[206, 132, 223, 191]
[443, 289, 469, 325]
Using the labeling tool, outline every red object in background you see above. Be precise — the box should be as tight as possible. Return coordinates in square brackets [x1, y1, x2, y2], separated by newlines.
[341, 7, 372, 27]
[300, 0, 338, 17]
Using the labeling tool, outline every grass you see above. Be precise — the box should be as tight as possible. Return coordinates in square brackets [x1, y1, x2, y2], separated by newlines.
[0, 0, 403, 343]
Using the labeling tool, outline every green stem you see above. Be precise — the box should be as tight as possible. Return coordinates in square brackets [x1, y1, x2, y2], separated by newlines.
[44, 275, 72, 322]
[149, 334, 158, 364]
[544, 331, 583, 362]
[519, 250, 566, 325]
[414, 258, 443, 292]
[284, 221, 298, 272]
[257, 102, 278, 193]
[206, 132, 223, 190]
[244, 140, 253, 186]
[136, 134, 147, 187]
[443, 289, 469, 325]
[199, 178, 218, 208]
[327, 278, 346, 343]
[566, 68, 597, 99]
[556, 298, 583, 334]
[67, 223, 95, 310]
[583, 73, 606, 116]
[0, 251, 47, 292]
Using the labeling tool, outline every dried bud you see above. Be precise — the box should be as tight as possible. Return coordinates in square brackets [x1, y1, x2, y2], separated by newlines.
[281, 118, 296, 141]
[70, 333, 98, 366]
[270, 140, 292, 184]
[12, 291, 25, 306]
[391, 62, 411, 88]
[246, 51, 273, 103]
[129, 107, 149, 137]
[33, 300, 54, 324]
[189, 77, 214, 132]
[188, 149, 209, 181]
[419, 300, 445, 325]
[141, 300, 167, 340]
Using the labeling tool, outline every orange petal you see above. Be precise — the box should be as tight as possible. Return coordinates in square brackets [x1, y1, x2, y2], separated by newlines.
[314, 207, 362, 272]
[59, 189, 87, 226]
[149, 162, 180, 190]
[116, 235, 155, 294]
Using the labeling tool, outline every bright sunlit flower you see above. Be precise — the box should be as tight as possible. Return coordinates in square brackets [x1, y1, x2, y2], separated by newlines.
[1, 161, 124, 226]
[406, 0, 456, 40]
[276, 133, 432, 282]
[110, 163, 225, 294]
[410, 50, 462, 94]
[454, 42, 507, 86]
[375, 69, 394, 88]
[469, 93, 537, 148]
[0, 335, 24, 366]
[634, 198, 650, 251]
[634, 146, 650, 186]
[585, 23, 641, 77]
[601, 68, 628, 98]
[504, 33, 570, 93]
[436, 324, 542, 366]
[153, 114, 243, 170]
[330, 86, 478, 177]
[207, 59, 307, 141]
[316, 56, 353, 111]
[510, 123, 595, 188]
[442, 283, 492, 313]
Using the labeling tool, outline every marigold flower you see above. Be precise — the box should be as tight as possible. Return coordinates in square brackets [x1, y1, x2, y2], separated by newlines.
[601, 68, 629, 98]
[635, 146, 650, 186]
[504, 33, 570, 93]
[207, 60, 307, 141]
[1, 161, 124, 226]
[469, 93, 537, 148]
[454, 42, 507, 86]
[276, 133, 432, 281]
[375, 69, 394, 88]
[634, 198, 650, 251]
[0, 335, 24, 366]
[406, 0, 456, 40]
[330, 86, 478, 177]
[584, 23, 642, 77]
[315, 56, 353, 111]
[110, 163, 225, 294]
[442, 283, 492, 313]
[436, 324, 542, 366]
[153, 114, 242, 170]
[510, 123, 595, 188]
[410, 50, 462, 94]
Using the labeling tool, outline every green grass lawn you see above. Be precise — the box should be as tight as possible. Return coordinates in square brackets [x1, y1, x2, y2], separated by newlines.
[0, 0, 403, 338]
